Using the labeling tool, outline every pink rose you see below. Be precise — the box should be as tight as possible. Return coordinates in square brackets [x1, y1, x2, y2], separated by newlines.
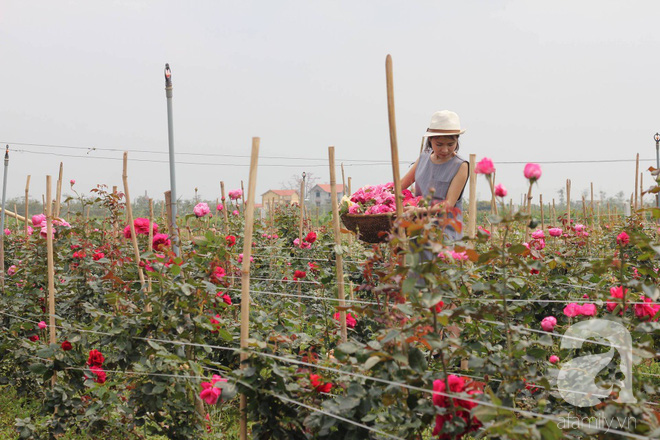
[232, 210, 239, 216]
[228, 189, 242, 200]
[549, 355, 559, 364]
[474, 157, 495, 175]
[32, 214, 46, 228]
[580, 303, 597, 316]
[563, 303, 582, 317]
[523, 163, 542, 182]
[540, 316, 557, 332]
[7, 265, 16, 276]
[616, 231, 629, 246]
[531, 230, 545, 240]
[70, 179, 75, 185]
[216, 203, 224, 211]
[548, 228, 562, 237]
[494, 184, 507, 197]
[194, 203, 210, 218]
[3, 228, 10, 235]
[574, 224, 585, 233]
[38, 321, 47, 329]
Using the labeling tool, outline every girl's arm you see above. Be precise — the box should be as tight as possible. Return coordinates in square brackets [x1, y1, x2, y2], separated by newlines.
[400, 158, 419, 189]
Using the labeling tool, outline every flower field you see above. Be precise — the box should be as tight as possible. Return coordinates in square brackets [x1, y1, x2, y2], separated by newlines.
[2, 164, 660, 440]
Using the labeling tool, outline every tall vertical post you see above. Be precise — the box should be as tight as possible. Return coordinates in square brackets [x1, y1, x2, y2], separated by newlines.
[45, 176, 56, 386]
[634, 153, 639, 211]
[164, 64, 179, 256]
[0, 147, 8, 290]
[328, 147, 347, 344]
[54, 162, 63, 218]
[239, 138, 260, 440]
[655, 133, 660, 209]
[566, 179, 571, 224]
[385, 55, 403, 241]
[24, 175, 30, 237]
[467, 154, 477, 239]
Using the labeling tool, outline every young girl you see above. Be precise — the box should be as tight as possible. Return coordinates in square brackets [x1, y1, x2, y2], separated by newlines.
[401, 110, 469, 242]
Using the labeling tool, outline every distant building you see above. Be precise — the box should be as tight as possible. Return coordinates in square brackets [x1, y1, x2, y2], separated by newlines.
[309, 184, 344, 209]
[261, 189, 299, 210]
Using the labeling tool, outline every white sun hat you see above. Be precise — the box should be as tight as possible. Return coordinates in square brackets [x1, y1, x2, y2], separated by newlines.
[423, 110, 465, 137]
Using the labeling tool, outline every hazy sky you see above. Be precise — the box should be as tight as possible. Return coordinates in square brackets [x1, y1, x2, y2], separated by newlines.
[1, 0, 659, 209]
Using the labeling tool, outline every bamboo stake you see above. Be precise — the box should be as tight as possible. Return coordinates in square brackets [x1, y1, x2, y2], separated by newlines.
[1, 207, 32, 224]
[597, 201, 601, 227]
[385, 55, 404, 237]
[220, 181, 229, 235]
[590, 182, 594, 219]
[552, 199, 556, 224]
[165, 191, 173, 236]
[24, 175, 30, 236]
[12, 203, 17, 229]
[635, 153, 639, 211]
[54, 162, 63, 218]
[328, 146, 347, 343]
[239, 137, 260, 440]
[566, 179, 571, 224]
[467, 154, 477, 239]
[122, 152, 145, 287]
[540, 194, 544, 230]
[147, 198, 154, 297]
[42, 194, 45, 213]
[582, 196, 587, 224]
[347, 177, 353, 244]
[297, 179, 305, 319]
[46, 176, 56, 386]
[240, 180, 246, 213]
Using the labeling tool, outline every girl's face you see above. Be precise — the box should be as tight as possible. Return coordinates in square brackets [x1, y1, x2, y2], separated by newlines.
[429, 136, 457, 160]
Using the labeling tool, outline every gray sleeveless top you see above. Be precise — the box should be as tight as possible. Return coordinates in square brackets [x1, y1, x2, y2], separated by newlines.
[414, 152, 468, 240]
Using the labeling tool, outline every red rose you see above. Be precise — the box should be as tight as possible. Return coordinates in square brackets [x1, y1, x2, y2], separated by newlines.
[293, 270, 307, 280]
[29, 335, 39, 342]
[304, 231, 317, 244]
[92, 252, 104, 261]
[225, 235, 236, 247]
[87, 349, 105, 367]
[61, 340, 73, 351]
[308, 261, 319, 272]
[310, 374, 333, 393]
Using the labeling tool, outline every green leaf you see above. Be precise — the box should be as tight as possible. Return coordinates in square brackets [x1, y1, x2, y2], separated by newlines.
[336, 342, 358, 354]
[408, 347, 427, 373]
[363, 356, 381, 371]
[29, 363, 48, 375]
[509, 244, 528, 255]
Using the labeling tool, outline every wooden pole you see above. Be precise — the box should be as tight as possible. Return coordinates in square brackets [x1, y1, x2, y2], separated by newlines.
[54, 162, 63, 218]
[239, 138, 260, 440]
[122, 152, 145, 286]
[24, 175, 30, 236]
[385, 55, 404, 236]
[220, 181, 229, 235]
[165, 191, 173, 236]
[467, 154, 477, 239]
[0, 206, 32, 224]
[240, 180, 246, 213]
[582, 196, 587, 224]
[566, 179, 571, 224]
[590, 182, 594, 219]
[540, 194, 544, 231]
[635, 153, 639, 211]
[46, 176, 56, 386]
[552, 199, 556, 224]
[328, 146, 347, 343]
[597, 201, 601, 227]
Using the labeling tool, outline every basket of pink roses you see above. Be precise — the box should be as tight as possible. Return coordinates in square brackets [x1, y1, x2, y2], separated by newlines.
[339, 182, 423, 243]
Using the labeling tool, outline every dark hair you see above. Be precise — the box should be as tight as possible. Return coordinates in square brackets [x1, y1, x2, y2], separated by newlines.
[425, 135, 460, 153]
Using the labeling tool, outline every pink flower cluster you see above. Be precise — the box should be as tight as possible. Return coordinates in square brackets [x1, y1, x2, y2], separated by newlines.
[228, 189, 242, 200]
[333, 312, 357, 328]
[123, 218, 158, 238]
[348, 183, 421, 215]
[563, 302, 597, 317]
[540, 316, 557, 332]
[199, 374, 228, 405]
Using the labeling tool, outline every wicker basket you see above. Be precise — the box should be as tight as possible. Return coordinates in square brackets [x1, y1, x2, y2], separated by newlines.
[341, 213, 395, 243]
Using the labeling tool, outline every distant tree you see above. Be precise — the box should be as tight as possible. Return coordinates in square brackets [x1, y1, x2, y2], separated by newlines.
[558, 188, 565, 206]
[281, 172, 320, 201]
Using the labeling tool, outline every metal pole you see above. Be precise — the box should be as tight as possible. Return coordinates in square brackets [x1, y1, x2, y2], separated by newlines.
[165, 64, 180, 256]
[0, 146, 9, 290]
